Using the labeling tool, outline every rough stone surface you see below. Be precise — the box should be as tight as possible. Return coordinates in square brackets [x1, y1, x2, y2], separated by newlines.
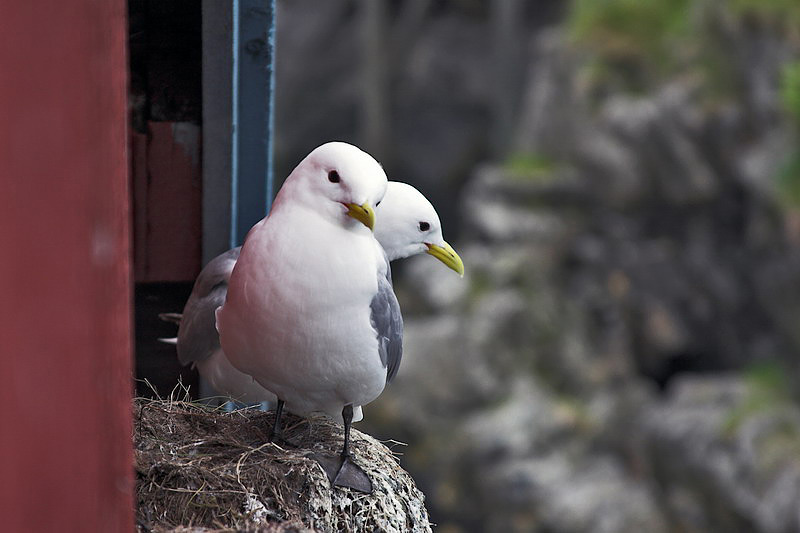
[642, 375, 800, 533]
[362, 16, 800, 533]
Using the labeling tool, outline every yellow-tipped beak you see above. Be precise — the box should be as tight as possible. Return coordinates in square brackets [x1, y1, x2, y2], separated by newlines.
[425, 241, 465, 277]
[345, 202, 376, 231]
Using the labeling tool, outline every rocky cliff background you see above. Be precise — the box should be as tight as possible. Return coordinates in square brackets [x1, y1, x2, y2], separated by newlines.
[275, 1, 800, 531]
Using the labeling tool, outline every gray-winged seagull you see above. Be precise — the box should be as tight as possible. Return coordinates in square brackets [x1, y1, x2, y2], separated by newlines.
[216, 142, 391, 492]
[166, 182, 463, 410]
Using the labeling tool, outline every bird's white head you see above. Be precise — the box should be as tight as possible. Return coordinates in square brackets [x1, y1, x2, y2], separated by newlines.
[281, 142, 388, 232]
[375, 182, 464, 276]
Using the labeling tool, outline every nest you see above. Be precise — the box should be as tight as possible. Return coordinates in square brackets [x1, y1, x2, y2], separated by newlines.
[134, 392, 432, 533]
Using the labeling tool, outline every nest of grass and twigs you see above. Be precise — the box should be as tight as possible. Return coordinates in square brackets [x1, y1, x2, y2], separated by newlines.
[134, 384, 431, 533]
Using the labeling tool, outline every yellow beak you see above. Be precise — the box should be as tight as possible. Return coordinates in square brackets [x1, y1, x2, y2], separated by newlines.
[345, 202, 376, 231]
[425, 241, 465, 277]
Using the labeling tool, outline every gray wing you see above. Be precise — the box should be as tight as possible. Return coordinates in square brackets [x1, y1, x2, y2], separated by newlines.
[176, 247, 241, 366]
[370, 253, 404, 384]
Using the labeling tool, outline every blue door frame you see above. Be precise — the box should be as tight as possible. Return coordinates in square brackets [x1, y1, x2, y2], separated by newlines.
[201, 0, 275, 262]
[231, 0, 276, 246]
[199, 0, 275, 401]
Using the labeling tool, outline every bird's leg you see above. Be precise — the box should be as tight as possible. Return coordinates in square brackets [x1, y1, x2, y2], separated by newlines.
[331, 404, 372, 493]
[266, 399, 301, 448]
[311, 405, 372, 493]
[269, 399, 285, 443]
[341, 403, 354, 460]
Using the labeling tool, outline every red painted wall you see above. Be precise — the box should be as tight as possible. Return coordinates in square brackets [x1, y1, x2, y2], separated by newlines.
[0, 2, 134, 532]
[132, 122, 202, 282]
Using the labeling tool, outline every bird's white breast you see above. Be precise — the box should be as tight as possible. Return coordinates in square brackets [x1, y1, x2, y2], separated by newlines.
[217, 205, 387, 419]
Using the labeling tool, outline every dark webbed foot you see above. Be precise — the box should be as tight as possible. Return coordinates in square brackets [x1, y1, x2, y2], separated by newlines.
[333, 453, 372, 492]
[312, 404, 373, 493]
[313, 452, 373, 493]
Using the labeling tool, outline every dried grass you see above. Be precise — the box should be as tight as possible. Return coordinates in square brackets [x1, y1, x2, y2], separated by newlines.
[134, 385, 431, 533]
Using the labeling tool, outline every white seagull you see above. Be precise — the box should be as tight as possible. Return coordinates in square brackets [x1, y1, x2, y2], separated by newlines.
[167, 182, 463, 409]
[215, 142, 393, 492]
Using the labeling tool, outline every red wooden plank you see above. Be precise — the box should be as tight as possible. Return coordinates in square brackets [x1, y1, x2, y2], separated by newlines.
[0, 1, 133, 532]
[132, 121, 202, 282]
[132, 131, 150, 282]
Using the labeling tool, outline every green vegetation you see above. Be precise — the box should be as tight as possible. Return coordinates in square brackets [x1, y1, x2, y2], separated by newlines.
[568, 0, 800, 206]
[776, 152, 800, 207]
[744, 360, 790, 395]
[723, 361, 792, 435]
[504, 152, 557, 182]
[729, 0, 800, 28]
[567, 0, 693, 91]
[567, 0, 800, 93]
[568, 0, 691, 65]
[777, 63, 800, 206]
[780, 62, 800, 124]
[725, 362, 800, 473]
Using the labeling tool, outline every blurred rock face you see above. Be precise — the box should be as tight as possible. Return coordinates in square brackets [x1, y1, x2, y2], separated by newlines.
[364, 20, 800, 533]
[275, 0, 563, 235]
[274, 1, 800, 531]
[643, 375, 800, 533]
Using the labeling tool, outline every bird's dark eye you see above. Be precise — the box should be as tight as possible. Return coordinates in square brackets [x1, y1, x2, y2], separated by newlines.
[328, 170, 340, 183]
[418, 221, 430, 232]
